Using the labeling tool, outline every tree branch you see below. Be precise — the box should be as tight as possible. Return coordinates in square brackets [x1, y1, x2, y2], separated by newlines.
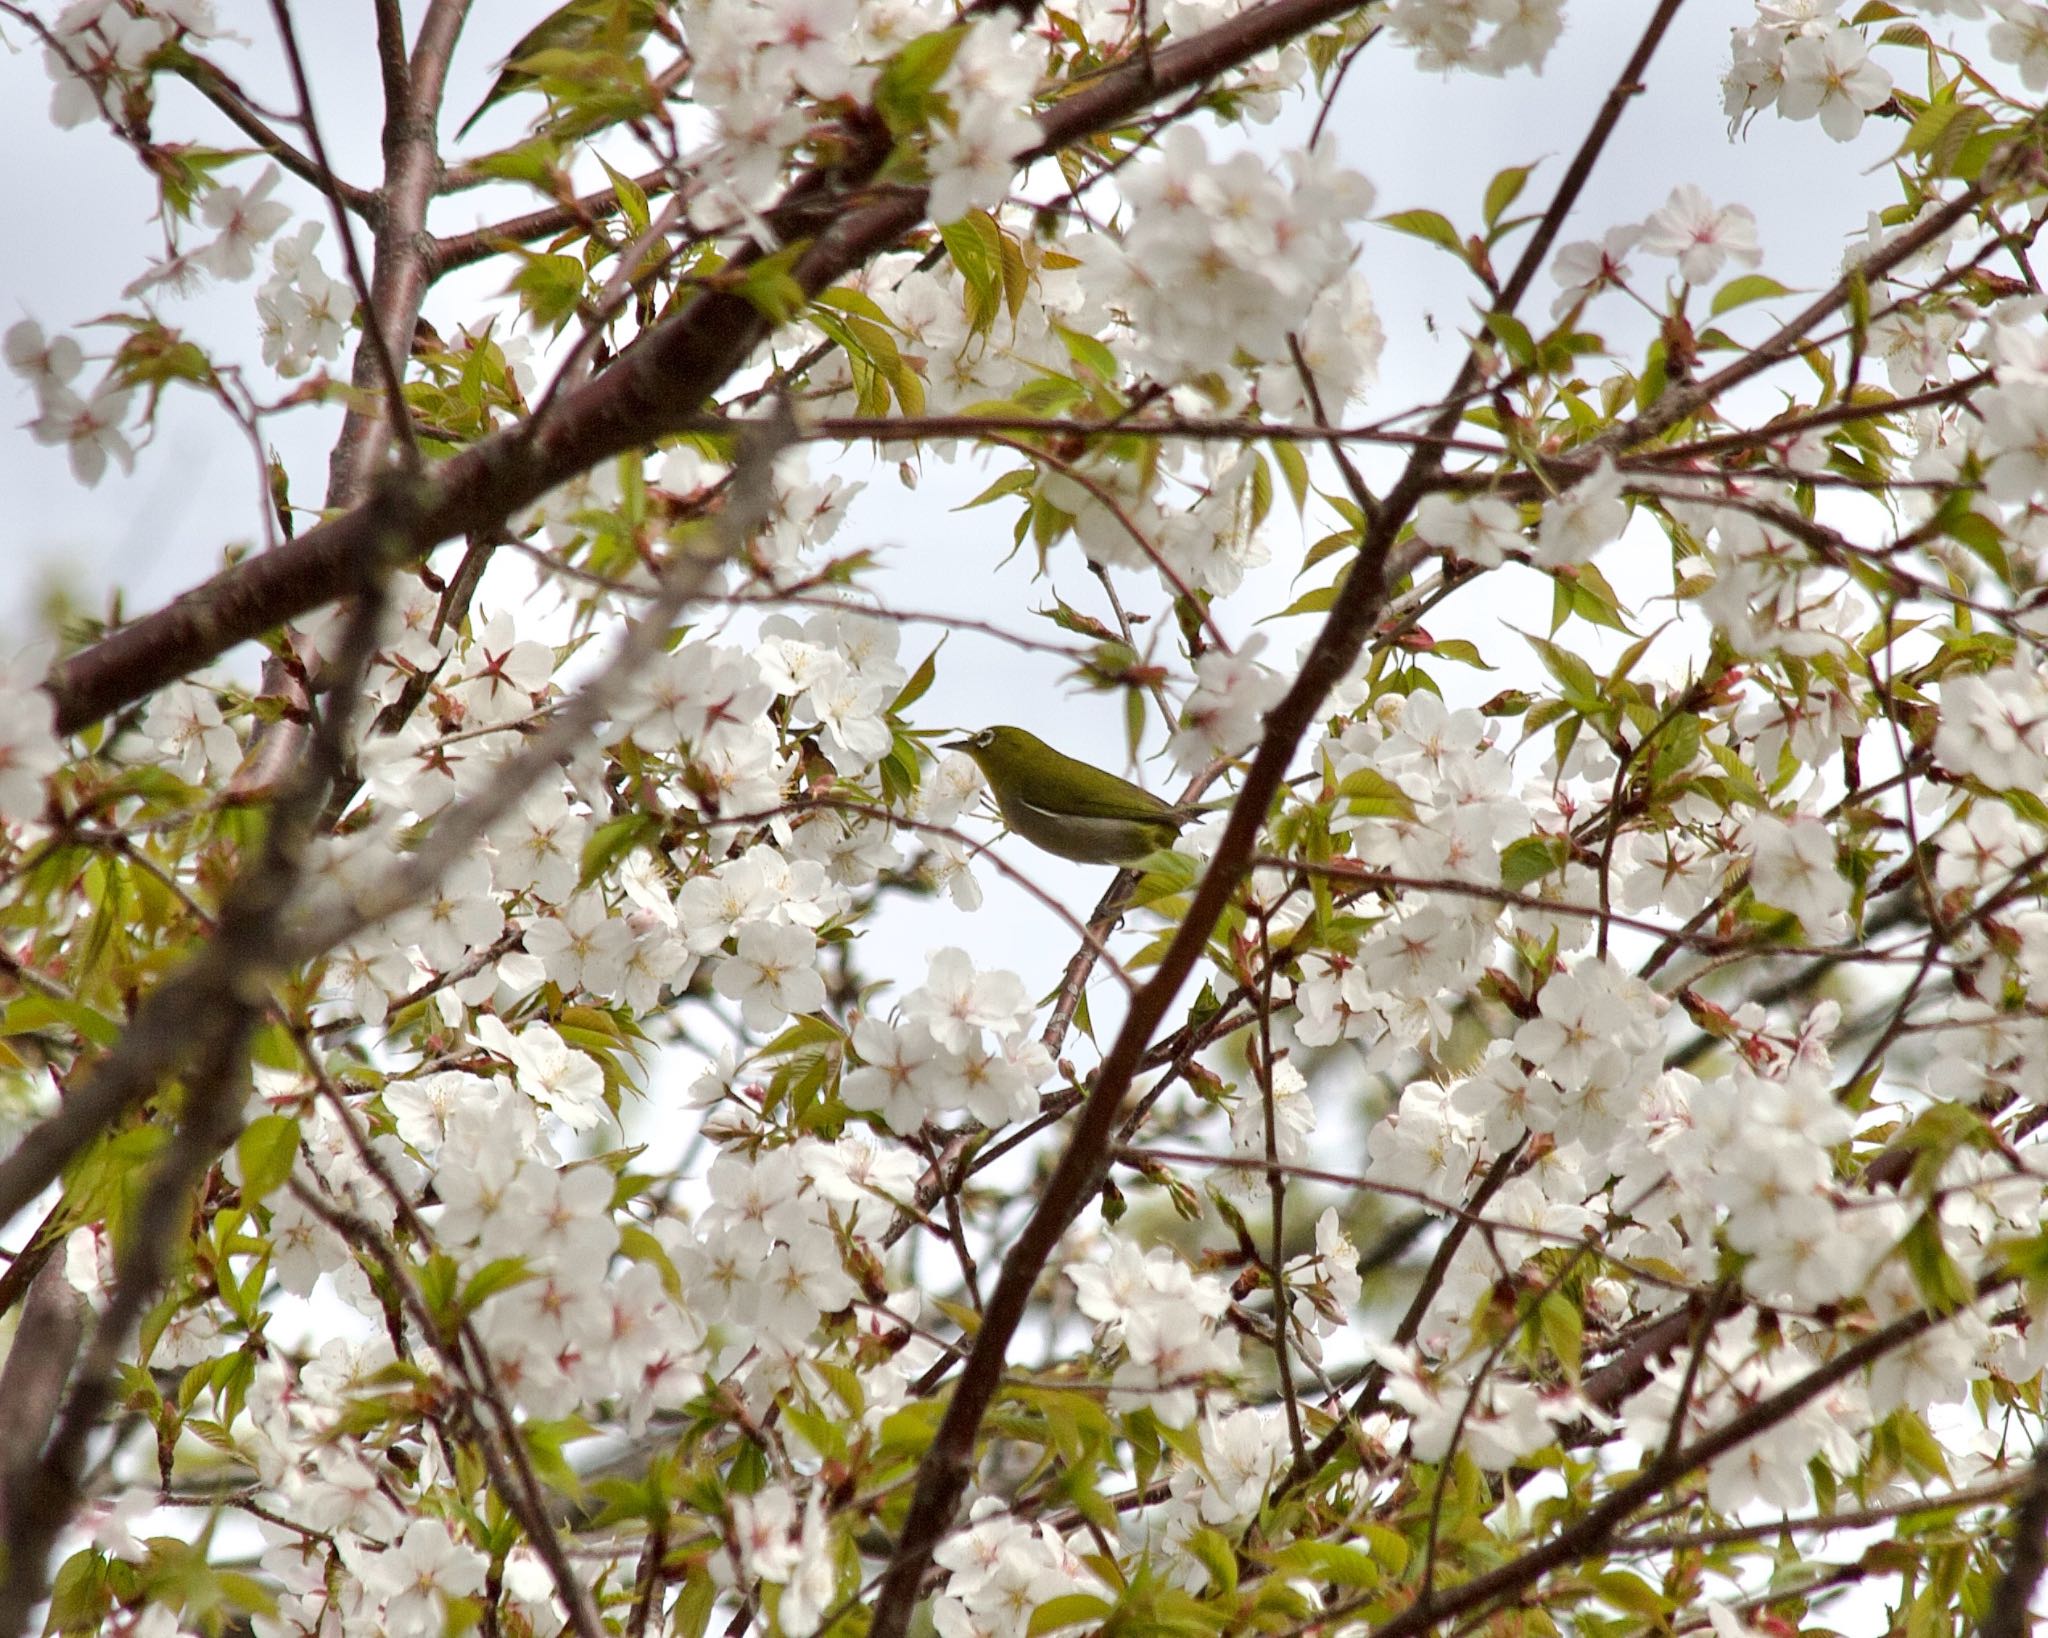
[372, 0, 410, 112]
[0, 1257, 85, 1550]
[430, 164, 676, 275]
[1325, 1282, 2003, 1638]
[171, 54, 380, 220]
[270, 0, 420, 476]
[323, 0, 469, 505]
[0, 1015, 254, 1638]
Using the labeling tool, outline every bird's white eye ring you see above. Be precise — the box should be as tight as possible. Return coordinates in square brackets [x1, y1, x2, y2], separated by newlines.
[973, 729, 996, 748]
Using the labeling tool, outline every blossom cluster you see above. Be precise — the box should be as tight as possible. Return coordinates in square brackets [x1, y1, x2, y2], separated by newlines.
[257, 223, 356, 378]
[13, 1, 2048, 1636]
[1077, 130, 1379, 401]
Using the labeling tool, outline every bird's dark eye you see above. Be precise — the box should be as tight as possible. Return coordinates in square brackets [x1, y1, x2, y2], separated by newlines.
[973, 729, 996, 748]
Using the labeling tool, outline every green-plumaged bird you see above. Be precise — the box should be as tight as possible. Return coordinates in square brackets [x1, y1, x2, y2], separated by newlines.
[944, 726, 1189, 866]
[456, 0, 662, 139]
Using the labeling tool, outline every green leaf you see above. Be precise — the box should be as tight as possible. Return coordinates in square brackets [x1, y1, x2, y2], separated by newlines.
[1301, 528, 1360, 574]
[1265, 581, 1340, 621]
[1900, 1211, 1972, 1315]
[1901, 92, 1963, 157]
[509, 252, 587, 333]
[734, 244, 806, 324]
[1271, 437, 1310, 512]
[1484, 311, 1536, 371]
[1379, 209, 1466, 260]
[1, 993, 120, 1050]
[1483, 162, 1536, 228]
[235, 1115, 299, 1205]
[1649, 712, 1702, 785]
[1055, 324, 1119, 385]
[1537, 1290, 1582, 1381]
[1943, 506, 2009, 582]
[1264, 1540, 1382, 1588]
[1429, 638, 1494, 670]
[1592, 1571, 1668, 1617]
[1552, 563, 1637, 636]
[891, 642, 943, 713]
[877, 1398, 945, 1459]
[598, 156, 649, 235]
[1336, 765, 1419, 822]
[1501, 833, 1568, 891]
[766, 1014, 847, 1057]
[581, 810, 662, 888]
[781, 1401, 848, 1462]
[874, 24, 965, 132]
[943, 211, 1005, 335]
[459, 1257, 535, 1312]
[958, 468, 1035, 510]
[1709, 273, 1796, 316]
[1181, 1527, 1238, 1597]
[1524, 632, 1601, 709]
[1029, 1595, 1114, 1636]
[672, 1570, 717, 1638]
[1247, 450, 1274, 532]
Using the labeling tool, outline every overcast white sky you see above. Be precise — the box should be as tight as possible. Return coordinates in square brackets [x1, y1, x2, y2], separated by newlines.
[0, 0, 1914, 1002]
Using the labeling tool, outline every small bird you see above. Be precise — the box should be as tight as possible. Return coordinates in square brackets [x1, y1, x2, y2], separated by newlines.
[944, 726, 1189, 866]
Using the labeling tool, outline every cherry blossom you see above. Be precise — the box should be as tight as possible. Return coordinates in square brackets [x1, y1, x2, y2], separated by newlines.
[1638, 183, 1764, 284]
[29, 377, 132, 485]
[11, 6, 2048, 1638]
[197, 165, 291, 281]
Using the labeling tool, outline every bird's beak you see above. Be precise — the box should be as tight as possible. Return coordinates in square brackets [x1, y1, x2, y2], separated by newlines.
[941, 736, 970, 753]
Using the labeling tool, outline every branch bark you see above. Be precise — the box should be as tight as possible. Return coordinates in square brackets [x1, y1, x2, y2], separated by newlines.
[1334, 1285, 1998, 1638]
[0, 1258, 85, 1549]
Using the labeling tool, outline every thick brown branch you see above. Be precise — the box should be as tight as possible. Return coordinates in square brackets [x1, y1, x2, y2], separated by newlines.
[324, 0, 469, 505]
[0, 1016, 254, 1638]
[0, 1258, 85, 1550]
